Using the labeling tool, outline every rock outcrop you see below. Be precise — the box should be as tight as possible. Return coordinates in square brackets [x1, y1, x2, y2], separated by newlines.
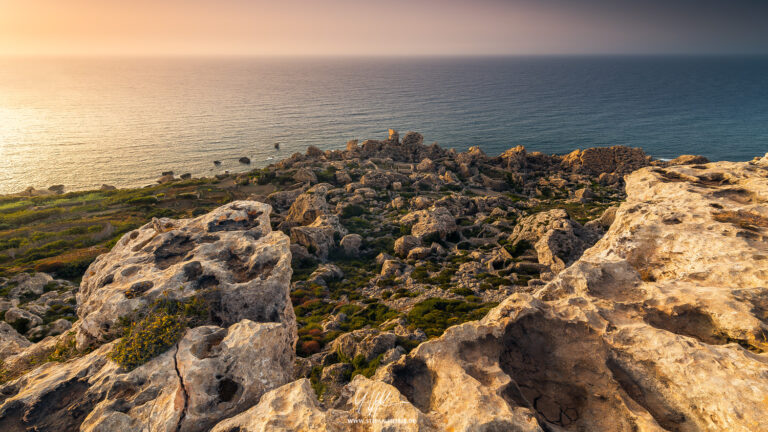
[74, 200, 295, 350]
[206, 155, 768, 431]
[0, 201, 297, 432]
[509, 209, 600, 273]
[2, 131, 763, 432]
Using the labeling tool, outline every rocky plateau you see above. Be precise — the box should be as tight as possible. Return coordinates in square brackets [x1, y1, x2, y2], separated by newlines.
[0, 131, 766, 431]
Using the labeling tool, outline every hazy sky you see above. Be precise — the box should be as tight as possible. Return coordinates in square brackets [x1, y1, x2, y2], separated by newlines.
[1, 0, 767, 56]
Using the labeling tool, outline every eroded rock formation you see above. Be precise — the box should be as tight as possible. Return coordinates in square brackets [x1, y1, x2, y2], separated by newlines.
[0, 201, 297, 432]
[74, 200, 295, 350]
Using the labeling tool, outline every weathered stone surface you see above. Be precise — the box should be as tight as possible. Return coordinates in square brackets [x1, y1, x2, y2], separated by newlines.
[562, 146, 650, 175]
[3, 308, 42, 332]
[393, 235, 422, 257]
[0, 320, 294, 432]
[290, 214, 347, 260]
[267, 186, 307, 213]
[0, 321, 30, 359]
[416, 158, 435, 172]
[209, 155, 768, 432]
[360, 171, 391, 189]
[400, 207, 457, 240]
[210, 379, 329, 432]
[294, 167, 317, 184]
[3, 273, 53, 301]
[669, 154, 709, 165]
[286, 184, 331, 225]
[509, 208, 600, 272]
[362, 157, 768, 431]
[339, 233, 363, 255]
[75, 200, 295, 350]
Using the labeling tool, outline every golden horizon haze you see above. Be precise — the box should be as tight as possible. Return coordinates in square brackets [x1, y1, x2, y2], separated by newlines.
[2, 0, 768, 57]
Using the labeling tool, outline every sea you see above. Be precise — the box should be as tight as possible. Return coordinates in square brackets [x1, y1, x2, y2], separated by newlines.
[1, 56, 767, 194]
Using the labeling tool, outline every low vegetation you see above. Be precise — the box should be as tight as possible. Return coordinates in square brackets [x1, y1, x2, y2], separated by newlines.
[109, 295, 208, 370]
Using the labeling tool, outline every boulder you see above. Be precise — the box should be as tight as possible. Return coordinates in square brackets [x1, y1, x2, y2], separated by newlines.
[359, 171, 391, 189]
[293, 168, 317, 184]
[455, 146, 487, 166]
[4, 307, 43, 332]
[285, 185, 330, 225]
[47, 185, 65, 194]
[4, 273, 52, 300]
[669, 154, 709, 165]
[157, 174, 175, 184]
[306, 146, 324, 158]
[238, 157, 251, 164]
[339, 233, 363, 255]
[74, 201, 295, 350]
[400, 207, 457, 241]
[562, 146, 650, 175]
[290, 214, 347, 259]
[509, 208, 600, 272]
[334, 170, 352, 184]
[416, 158, 435, 172]
[306, 264, 344, 286]
[0, 321, 31, 359]
[393, 235, 422, 257]
[406, 246, 432, 260]
[267, 186, 307, 213]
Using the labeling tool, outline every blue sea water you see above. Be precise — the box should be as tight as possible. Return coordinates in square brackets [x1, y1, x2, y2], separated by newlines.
[1, 56, 767, 194]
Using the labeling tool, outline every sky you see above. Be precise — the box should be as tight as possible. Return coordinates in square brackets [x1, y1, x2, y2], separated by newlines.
[1, 0, 767, 56]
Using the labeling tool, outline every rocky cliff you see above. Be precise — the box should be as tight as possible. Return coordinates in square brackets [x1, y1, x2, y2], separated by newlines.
[1, 143, 766, 431]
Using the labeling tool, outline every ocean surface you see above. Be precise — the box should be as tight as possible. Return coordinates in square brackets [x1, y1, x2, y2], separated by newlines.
[1, 56, 767, 194]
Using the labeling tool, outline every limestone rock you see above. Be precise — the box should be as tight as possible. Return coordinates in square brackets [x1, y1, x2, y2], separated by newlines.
[339, 233, 363, 255]
[669, 154, 709, 165]
[400, 207, 457, 241]
[4, 307, 43, 333]
[290, 214, 347, 260]
[4, 273, 53, 300]
[267, 186, 307, 213]
[393, 235, 422, 257]
[307, 264, 344, 286]
[74, 201, 295, 350]
[416, 158, 435, 172]
[562, 146, 650, 175]
[293, 168, 317, 184]
[286, 185, 330, 225]
[0, 321, 31, 359]
[210, 379, 329, 432]
[509, 208, 600, 272]
[1, 320, 294, 432]
[360, 171, 391, 190]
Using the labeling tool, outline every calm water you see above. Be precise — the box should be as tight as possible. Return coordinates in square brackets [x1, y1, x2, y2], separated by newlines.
[1, 56, 767, 194]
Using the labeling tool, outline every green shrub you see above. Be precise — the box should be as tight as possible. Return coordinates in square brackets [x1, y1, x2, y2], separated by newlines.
[503, 240, 531, 258]
[350, 353, 384, 379]
[316, 166, 338, 184]
[309, 365, 327, 398]
[341, 204, 367, 219]
[47, 332, 81, 362]
[407, 298, 498, 338]
[452, 287, 474, 296]
[109, 295, 207, 370]
[125, 196, 159, 206]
